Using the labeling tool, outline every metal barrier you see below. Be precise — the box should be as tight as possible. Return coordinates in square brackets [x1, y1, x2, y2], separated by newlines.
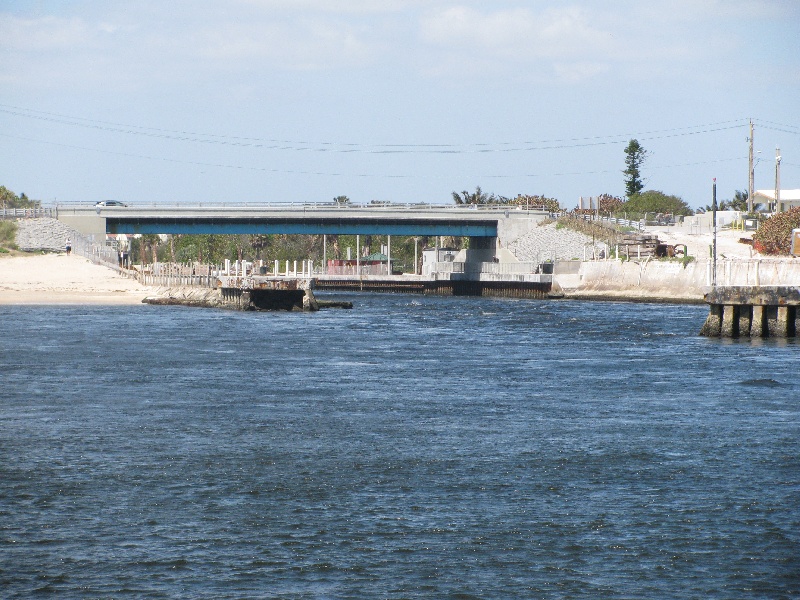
[1, 207, 55, 220]
[577, 213, 644, 231]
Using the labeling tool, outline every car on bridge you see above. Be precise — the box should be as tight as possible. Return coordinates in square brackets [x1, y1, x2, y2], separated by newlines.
[95, 200, 128, 207]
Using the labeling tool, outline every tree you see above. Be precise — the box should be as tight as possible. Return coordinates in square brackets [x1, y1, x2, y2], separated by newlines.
[0, 185, 38, 209]
[452, 186, 495, 205]
[333, 195, 350, 204]
[624, 190, 693, 217]
[623, 139, 647, 197]
[512, 194, 561, 212]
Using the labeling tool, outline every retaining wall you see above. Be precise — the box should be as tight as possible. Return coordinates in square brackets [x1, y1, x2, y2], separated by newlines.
[562, 258, 800, 302]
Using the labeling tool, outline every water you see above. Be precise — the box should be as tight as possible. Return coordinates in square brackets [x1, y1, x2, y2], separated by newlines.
[1, 295, 798, 598]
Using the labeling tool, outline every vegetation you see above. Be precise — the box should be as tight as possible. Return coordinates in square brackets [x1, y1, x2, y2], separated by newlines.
[128, 232, 433, 273]
[452, 186, 497, 205]
[623, 139, 647, 197]
[700, 189, 763, 214]
[1, 186, 38, 209]
[0, 220, 17, 251]
[752, 207, 800, 255]
[622, 190, 693, 217]
[554, 215, 620, 245]
[451, 187, 561, 212]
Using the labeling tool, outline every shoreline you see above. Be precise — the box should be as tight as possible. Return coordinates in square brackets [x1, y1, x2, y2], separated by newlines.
[2, 251, 786, 308]
[0, 253, 155, 306]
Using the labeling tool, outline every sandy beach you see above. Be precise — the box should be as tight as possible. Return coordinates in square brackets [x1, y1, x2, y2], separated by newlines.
[0, 253, 155, 305]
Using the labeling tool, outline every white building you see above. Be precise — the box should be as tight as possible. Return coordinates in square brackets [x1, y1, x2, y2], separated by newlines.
[753, 189, 800, 213]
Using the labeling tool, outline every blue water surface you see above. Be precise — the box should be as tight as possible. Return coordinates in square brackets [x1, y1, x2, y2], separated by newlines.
[1, 295, 798, 598]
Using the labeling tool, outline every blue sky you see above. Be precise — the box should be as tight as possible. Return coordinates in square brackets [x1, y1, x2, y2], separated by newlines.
[1, 0, 798, 209]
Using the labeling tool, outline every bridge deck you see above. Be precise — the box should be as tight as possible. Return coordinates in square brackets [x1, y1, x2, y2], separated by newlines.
[56, 202, 549, 237]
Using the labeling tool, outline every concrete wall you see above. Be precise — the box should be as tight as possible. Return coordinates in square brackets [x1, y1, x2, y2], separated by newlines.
[559, 258, 800, 302]
[496, 212, 549, 249]
[56, 214, 107, 239]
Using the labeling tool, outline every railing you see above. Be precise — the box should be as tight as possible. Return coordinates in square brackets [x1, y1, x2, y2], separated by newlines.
[134, 262, 218, 288]
[1, 207, 55, 219]
[138, 272, 217, 287]
[52, 200, 553, 213]
[576, 213, 644, 231]
[427, 261, 541, 275]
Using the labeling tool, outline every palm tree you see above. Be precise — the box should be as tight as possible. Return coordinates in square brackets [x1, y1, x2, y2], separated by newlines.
[452, 186, 495, 205]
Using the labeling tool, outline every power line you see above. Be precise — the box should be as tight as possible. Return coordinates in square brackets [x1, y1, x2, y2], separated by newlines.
[0, 131, 749, 180]
[754, 118, 800, 134]
[0, 103, 747, 153]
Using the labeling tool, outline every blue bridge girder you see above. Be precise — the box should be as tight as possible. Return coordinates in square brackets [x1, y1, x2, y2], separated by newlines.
[105, 216, 498, 237]
[55, 202, 551, 241]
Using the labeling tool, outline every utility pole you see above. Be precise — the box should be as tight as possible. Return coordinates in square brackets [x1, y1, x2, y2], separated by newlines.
[747, 120, 754, 213]
[775, 147, 782, 213]
[712, 178, 717, 288]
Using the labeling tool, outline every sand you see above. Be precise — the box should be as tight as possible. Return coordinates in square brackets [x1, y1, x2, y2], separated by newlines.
[645, 226, 757, 260]
[0, 253, 155, 305]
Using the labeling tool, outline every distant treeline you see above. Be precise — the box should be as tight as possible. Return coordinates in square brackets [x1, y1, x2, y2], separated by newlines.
[1, 186, 39, 209]
[130, 233, 449, 272]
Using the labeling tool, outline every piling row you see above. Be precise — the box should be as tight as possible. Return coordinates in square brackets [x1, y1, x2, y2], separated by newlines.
[700, 286, 800, 338]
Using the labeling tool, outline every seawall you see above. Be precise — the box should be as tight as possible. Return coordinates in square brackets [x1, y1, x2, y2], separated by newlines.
[558, 258, 800, 303]
[143, 286, 321, 311]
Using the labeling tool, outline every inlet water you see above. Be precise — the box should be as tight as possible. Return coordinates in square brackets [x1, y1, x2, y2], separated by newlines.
[1, 295, 798, 598]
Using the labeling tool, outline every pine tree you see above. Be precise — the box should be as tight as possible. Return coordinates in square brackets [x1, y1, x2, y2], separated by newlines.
[623, 139, 647, 198]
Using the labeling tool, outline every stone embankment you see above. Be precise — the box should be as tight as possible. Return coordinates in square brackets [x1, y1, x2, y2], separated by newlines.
[507, 222, 606, 262]
[14, 218, 82, 252]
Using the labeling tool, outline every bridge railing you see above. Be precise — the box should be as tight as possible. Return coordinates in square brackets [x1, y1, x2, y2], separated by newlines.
[51, 200, 553, 213]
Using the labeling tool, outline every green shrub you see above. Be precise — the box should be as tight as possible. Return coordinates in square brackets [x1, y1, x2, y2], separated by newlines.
[752, 207, 800, 255]
[0, 220, 17, 247]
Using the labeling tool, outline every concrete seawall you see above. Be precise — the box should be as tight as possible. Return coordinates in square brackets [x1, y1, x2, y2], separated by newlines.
[558, 258, 800, 303]
[143, 285, 320, 311]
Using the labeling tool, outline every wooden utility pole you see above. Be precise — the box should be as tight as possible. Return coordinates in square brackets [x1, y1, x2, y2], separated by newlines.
[748, 120, 754, 213]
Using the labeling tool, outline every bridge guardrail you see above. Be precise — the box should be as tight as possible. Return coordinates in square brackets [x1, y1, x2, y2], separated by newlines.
[51, 201, 553, 213]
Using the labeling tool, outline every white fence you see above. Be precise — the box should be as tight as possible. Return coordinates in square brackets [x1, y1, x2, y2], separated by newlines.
[576, 213, 644, 231]
[1, 207, 56, 220]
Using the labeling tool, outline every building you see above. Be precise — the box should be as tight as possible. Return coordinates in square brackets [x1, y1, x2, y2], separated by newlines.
[753, 189, 800, 213]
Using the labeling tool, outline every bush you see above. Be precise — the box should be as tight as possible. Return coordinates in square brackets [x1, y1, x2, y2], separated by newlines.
[752, 207, 800, 255]
[0, 220, 17, 248]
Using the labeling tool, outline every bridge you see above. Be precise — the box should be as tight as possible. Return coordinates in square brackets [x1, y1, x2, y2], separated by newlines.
[55, 202, 550, 247]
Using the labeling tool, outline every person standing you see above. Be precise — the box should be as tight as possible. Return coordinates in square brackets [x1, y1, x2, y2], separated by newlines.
[65, 238, 72, 255]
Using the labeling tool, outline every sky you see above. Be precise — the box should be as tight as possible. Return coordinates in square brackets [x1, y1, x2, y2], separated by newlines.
[1, 0, 799, 209]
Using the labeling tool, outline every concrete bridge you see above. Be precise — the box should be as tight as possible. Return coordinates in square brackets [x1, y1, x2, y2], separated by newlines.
[55, 201, 550, 250]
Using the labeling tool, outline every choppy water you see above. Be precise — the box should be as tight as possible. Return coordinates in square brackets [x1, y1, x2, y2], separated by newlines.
[1, 295, 799, 598]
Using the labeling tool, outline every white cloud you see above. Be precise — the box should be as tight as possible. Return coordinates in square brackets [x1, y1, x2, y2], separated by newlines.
[417, 6, 617, 81]
[0, 15, 91, 51]
[183, 19, 375, 70]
